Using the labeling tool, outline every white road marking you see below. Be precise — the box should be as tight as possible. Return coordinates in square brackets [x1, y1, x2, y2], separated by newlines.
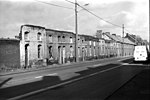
[35, 76, 43, 79]
[122, 63, 145, 66]
[118, 59, 126, 62]
[35, 73, 58, 79]
[9, 65, 122, 100]
[47, 73, 58, 76]
[93, 64, 102, 67]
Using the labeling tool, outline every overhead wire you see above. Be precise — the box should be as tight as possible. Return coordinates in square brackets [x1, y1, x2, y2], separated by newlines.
[34, 0, 135, 35]
[34, 0, 74, 10]
[65, 0, 140, 35]
[65, 0, 122, 28]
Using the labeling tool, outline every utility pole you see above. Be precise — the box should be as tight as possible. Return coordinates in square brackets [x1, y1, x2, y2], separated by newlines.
[149, 2, 150, 52]
[75, 0, 78, 62]
[122, 24, 124, 56]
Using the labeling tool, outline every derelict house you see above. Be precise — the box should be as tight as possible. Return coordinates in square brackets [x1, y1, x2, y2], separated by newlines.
[0, 24, 137, 71]
[19, 25, 47, 68]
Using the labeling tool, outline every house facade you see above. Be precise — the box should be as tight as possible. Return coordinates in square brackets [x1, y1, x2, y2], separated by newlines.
[20, 25, 47, 68]
[46, 29, 75, 64]
[18, 24, 136, 68]
[98, 31, 135, 57]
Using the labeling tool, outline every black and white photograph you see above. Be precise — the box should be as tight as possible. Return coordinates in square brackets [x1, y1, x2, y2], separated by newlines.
[0, 0, 149, 100]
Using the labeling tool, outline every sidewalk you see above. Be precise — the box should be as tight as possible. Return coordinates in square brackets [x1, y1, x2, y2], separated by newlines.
[0, 56, 133, 76]
[106, 68, 150, 100]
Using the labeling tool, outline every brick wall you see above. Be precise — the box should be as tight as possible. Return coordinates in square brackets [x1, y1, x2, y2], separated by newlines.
[0, 39, 20, 70]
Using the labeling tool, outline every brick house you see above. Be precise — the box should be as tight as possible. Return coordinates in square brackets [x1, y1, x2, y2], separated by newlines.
[46, 29, 75, 64]
[19, 25, 47, 68]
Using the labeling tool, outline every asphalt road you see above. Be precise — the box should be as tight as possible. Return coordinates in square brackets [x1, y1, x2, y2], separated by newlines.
[106, 69, 150, 100]
[0, 57, 131, 88]
[0, 57, 146, 100]
[20, 62, 144, 100]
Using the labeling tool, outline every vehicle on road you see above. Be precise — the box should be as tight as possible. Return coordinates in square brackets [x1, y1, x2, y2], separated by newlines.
[133, 45, 148, 61]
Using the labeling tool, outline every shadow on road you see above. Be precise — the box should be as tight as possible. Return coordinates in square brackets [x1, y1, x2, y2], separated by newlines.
[0, 76, 61, 99]
[0, 77, 12, 88]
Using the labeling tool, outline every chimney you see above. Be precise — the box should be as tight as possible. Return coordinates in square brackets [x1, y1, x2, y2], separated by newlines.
[96, 30, 103, 38]
[97, 30, 102, 33]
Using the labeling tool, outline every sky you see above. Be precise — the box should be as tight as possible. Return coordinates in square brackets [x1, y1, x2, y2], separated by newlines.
[0, 0, 149, 41]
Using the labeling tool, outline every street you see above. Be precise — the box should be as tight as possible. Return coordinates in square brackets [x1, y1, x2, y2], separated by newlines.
[0, 57, 149, 100]
[20, 64, 144, 100]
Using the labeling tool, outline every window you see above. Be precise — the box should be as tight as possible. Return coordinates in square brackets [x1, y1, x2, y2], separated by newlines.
[89, 41, 91, 45]
[70, 37, 73, 43]
[82, 40, 84, 43]
[49, 35, 52, 42]
[62, 36, 65, 42]
[94, 47, 96, 56]
[93, 41, 96, 46]
[89, 47, 92, 56]
[24, 31, 29, 40]
[99, 41, 101, 45]
[58, 36, 61, 42]
[49, 46, 52, 58]
[78, 47, 80, 57]
[38, 45, 42, 58]
[70, 46, 73, 57]
[85, 47, 87, 56]
[37, 32, 42, 41]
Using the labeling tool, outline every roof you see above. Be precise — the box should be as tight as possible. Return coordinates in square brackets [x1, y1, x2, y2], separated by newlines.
[103, 32, 135, 45]
[22, 24, 45, 29]
[123, 38, 135, 45]
[115, 35, 123, 42]
[46, 28, 75, 35]
[80, 34, 99, 41]
[104, 32, 121, 42]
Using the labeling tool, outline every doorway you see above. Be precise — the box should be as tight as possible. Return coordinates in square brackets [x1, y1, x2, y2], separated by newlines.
[25, 44, 29, 67]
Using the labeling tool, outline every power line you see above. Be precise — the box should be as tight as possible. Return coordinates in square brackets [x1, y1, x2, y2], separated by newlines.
[77, 4, 122, 28]
[34, 0, 74, 10]
[65, 0, 75, 5]
[124, 29, 132, 33]
[65, 0, 122, 28]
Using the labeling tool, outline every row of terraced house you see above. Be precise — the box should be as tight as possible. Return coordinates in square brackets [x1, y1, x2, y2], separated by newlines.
[19, 24, 136, 68]
[1, 24, 145, 71]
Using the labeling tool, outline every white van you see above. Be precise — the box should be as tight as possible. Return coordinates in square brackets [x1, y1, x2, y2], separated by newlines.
[133, 45, 148, 61]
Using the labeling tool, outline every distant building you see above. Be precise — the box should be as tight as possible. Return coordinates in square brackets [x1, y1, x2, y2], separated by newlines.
[97, 31, 135, 57]
[125, 33, 146, 45]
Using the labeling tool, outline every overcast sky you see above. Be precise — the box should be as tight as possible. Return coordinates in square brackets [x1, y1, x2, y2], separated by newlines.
[0, 0, 149, 41]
